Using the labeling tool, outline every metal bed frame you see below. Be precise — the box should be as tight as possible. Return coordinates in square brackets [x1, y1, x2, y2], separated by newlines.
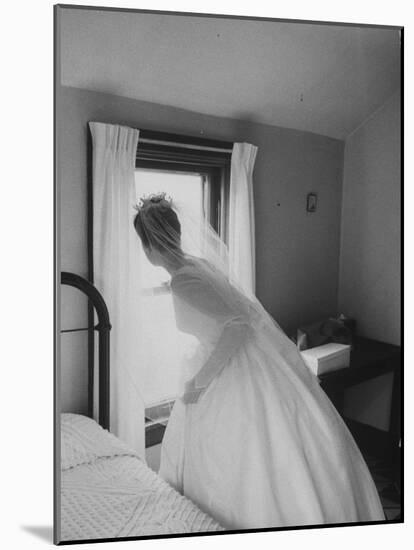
[60, 272, 111, 430]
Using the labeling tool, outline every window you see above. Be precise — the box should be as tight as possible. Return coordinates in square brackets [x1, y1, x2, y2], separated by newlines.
[134, 169, 205, 291]
[135, 132, 232, 446]
[135, 169, 203, 427]
[136, 130, 231, 241]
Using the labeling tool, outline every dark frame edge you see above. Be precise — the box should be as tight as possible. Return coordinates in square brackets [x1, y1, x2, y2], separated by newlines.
[399, 25, 404, 524]
[53, 3, 61, 546]
[56, 517, 398, 546]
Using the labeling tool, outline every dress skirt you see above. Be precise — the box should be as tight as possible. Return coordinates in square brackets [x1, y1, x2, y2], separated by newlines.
[159, 322, 385, 529]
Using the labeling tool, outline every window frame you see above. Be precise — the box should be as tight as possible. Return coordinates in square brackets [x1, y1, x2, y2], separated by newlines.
[135, 131, 232, 447]
[136, 131, 231, 242]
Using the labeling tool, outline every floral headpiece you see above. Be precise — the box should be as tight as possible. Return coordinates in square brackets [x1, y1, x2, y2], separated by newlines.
[134, 191, 173, 212]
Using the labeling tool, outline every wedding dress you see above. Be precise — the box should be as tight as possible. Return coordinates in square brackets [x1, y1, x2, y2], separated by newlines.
[159, 256, 385, 530]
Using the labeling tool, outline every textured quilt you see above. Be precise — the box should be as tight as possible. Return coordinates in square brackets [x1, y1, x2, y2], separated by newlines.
[60, 413, 223, 541]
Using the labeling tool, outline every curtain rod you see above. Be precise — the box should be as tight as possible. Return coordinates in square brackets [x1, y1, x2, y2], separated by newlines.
[138, 137, 233, 154]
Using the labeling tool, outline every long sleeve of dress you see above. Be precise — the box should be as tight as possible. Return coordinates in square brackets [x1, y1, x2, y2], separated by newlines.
[171, 269, 251, 391]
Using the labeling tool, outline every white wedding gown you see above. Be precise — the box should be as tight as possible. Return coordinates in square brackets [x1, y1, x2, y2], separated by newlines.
[159, 257, 385, 529]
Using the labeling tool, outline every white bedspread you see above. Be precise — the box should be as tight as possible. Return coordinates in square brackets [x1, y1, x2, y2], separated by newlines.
[60, 413, 223, 542]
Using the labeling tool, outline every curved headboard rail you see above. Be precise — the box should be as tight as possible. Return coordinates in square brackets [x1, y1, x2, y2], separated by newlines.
[61, 272, 111, 430]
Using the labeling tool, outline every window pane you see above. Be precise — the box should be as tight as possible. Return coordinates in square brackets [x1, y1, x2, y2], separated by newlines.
[135, 169, 204, 287]
[134, 169, 202, 407]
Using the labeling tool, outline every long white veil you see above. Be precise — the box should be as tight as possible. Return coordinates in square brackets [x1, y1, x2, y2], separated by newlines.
[133, 194, 228, 419]
[133, 193, 314, 426]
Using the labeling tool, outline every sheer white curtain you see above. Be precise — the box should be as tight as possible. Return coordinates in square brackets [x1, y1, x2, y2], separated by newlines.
[89, 122, 145, 457]
[228, 142, 258, 297]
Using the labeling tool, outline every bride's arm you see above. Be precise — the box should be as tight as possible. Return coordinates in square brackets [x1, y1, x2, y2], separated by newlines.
[183, 318, 250, 404]
[171, 270, 250, 404]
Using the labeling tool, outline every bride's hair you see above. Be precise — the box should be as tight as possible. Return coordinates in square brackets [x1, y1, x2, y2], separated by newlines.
[133, 194, 181, 253]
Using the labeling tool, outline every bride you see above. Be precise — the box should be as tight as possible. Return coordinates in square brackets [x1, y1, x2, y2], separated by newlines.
[133, 192, 385, 530]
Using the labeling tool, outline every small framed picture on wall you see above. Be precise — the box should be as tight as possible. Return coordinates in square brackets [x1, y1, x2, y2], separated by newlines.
[307, 192, 318, 212]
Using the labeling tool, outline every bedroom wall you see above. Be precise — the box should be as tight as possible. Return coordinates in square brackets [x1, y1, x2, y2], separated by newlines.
[339, 92, 401, 430]
[57, 84, 344, 414]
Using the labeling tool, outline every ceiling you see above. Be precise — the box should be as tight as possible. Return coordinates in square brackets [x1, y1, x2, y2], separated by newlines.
[59, 9, 401, 140]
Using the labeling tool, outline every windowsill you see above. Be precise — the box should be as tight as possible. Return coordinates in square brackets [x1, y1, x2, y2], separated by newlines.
[145, 416, 169, 427]
[145, 399, 175, 447]
[145, 400, 175, 424]
[145, 421, 167, 448]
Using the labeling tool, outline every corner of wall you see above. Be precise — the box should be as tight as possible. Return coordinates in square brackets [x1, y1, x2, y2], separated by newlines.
[336, 139, 347, 317]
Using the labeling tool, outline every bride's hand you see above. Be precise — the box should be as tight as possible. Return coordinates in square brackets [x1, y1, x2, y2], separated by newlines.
[181, 379, 204, 405]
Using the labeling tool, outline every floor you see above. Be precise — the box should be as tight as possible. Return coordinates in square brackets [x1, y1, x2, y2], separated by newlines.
[364, 454, 401, 521]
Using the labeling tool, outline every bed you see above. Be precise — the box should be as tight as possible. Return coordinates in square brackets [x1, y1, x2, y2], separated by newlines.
[59, 272, 223, 543]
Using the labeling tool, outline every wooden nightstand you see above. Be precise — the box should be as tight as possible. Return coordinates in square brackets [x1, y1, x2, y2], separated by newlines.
[319, 336, 401, 463]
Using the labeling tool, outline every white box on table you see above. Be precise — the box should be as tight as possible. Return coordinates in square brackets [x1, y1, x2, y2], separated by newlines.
[300, 342, 351, 376]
